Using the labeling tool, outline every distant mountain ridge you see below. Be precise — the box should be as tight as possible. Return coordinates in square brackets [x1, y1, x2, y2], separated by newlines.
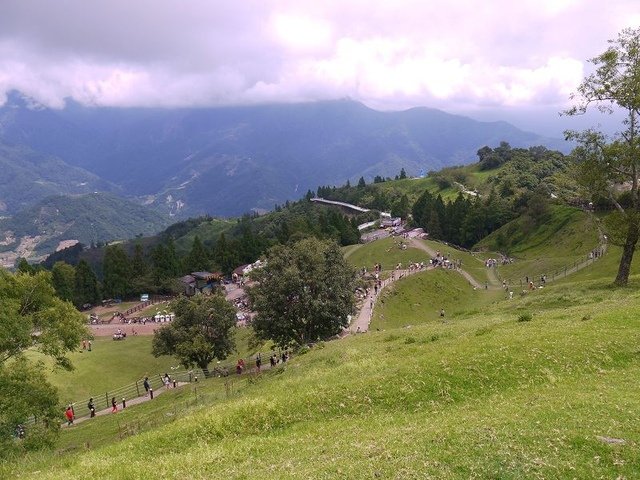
[0, 92, 567, 217]
[0, 192, 170, 267]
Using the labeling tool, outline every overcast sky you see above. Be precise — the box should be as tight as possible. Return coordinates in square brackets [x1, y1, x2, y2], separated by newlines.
[0, 0, 637, 136]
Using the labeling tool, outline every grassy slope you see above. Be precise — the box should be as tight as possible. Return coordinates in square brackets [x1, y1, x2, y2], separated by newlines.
[8, 205, 640, 478]
[370, 269, 503, 330]
[346, 236, 432, 273]
[27, 337, 180, 403]
[9, 272, 640, 479]
[476, 205, 600, 285]
[30, 328, 266, 404]
[174, 218, 234, 252]
[422, 239, 494, 286]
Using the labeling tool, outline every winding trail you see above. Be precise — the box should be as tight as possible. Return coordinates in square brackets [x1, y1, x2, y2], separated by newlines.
[349, 266, 432, 333]
[408, 238, 486, 289]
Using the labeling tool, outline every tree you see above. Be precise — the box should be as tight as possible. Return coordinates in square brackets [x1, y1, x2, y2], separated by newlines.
[102, 244, 131, 299]
[248, 238, 356, 347]
[391, 194, 410, 219]
[131, 242, 149, 278]
[74, 259, 100, 308]
[152, 294, 236, 377]
[399, 168, 407, 179]
[16, 258, 34, 275]
[212, 232, 240, 275]
[0, 270, 87, 455]
[357, 176, 366, 188]
[183, 235, 211, 273]
[565, 27, 640, 285]
[51, 261, 75, 302]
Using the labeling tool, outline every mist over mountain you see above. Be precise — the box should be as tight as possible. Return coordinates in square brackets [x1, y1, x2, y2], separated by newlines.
[0, 92, 567, 217]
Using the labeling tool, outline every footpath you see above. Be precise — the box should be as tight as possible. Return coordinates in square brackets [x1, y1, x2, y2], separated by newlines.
[350, 265, 432, 333]
[64, 382, 187, 427]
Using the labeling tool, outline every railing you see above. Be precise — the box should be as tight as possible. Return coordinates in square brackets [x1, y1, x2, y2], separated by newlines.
[493, 243, 607, 289]
[61, 352, 289, 421]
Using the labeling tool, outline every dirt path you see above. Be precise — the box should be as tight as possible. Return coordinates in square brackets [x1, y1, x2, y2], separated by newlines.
[408, 238, 487, 289]
[64, 382, 188, 427]
[350, 266, 431, 333]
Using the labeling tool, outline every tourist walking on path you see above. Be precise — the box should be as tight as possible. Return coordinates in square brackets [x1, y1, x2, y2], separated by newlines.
[65, 406, 74, 425]
[143, 376, 150, 396]
[88, 398, 96, 418]
[111, 397, 117, 413]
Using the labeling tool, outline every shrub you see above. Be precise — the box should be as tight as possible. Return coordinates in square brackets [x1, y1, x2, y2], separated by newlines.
[517, 312, 533, 322]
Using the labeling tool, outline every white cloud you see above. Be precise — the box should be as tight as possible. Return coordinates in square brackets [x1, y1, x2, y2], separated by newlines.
[0, 0, 635, 114]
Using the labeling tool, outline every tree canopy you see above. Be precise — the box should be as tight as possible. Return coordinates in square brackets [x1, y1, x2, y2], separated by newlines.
[0, 269, 88, 455]
[152, 294, 237, 377]
[248, 238, 356, 347]
[566, 27, 640, 285]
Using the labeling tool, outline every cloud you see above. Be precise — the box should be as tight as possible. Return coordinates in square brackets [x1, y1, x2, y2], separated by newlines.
[0, 0, 636, 112]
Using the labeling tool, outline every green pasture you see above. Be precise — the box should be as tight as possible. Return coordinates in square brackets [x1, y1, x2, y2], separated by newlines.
[421, 238, 495, 286]
[346, 236, 432, 273]
[477, 205, 600, 284]
[7, 273, 640, 479]
[28, 336, 179, 403]
[370, 269, 503, 330]
[29, 327, 269, 404]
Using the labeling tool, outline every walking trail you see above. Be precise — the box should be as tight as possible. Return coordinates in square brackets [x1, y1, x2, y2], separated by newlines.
[352, 229, 609, 334]
[64, 382, 187, 427]
[349, 265, 432, 333]
[350, 239, 492, 333]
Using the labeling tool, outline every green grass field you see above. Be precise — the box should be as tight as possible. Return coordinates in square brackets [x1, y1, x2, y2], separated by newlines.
[422, 238, 495, 286]
[370, 269, 504, 330]
[346, 236, 432, 273]
[7, 271, 640, 479]
[6, 203, 640, 479]
[477, 205, 600, 285]
[28, 327, 270, 405]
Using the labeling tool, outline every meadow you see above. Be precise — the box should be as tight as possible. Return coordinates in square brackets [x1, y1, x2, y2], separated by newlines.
[5, 218, 640, 479]
[6, 267, 640, 479]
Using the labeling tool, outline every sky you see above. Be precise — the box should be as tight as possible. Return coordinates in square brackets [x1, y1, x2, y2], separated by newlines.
[0, 0, 637, 136]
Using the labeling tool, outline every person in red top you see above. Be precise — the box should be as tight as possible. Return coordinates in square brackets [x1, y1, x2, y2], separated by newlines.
[65, 406, 74, 425]
[236, 358, 245, 375]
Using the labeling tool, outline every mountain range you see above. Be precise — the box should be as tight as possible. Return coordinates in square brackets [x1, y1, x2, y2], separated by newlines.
[0, 92, 567, 219]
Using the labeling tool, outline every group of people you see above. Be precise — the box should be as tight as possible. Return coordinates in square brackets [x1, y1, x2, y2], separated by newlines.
[112, 328, 127, 340]
[485, 255, 513, 268]
[235, 352, 290, 375]
[81, 339, 92, 351]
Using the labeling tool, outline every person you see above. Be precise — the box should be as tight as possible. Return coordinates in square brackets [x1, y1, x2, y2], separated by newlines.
[270, 354, 277, 367]
[88, 397, 96, 418]
[440, 309, 445, 322]
[111, 397, 117, 413]
[143, 376, 150, 396]
[163, 373, 171, 389]
[82, 340, 87, 350]
[87, 340, 92, 351]
[65, 406, 74, 425]
[255, 353, 262, 372]
[236, 358, 245, 375]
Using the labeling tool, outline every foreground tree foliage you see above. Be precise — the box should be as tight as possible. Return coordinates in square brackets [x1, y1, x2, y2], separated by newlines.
[566, 27, 640, 286]
[248, 238, 356, 347]
[152, 294, 236, 377]
[0, 270, 88, 456]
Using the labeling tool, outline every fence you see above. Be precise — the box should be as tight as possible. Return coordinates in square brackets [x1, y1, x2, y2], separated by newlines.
[494, 242, 607, 290]
[61, 351, 290, 421]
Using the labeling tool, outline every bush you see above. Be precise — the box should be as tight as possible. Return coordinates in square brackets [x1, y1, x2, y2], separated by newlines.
[296, 345, 311, 355]
[517, 312, 533, 322]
